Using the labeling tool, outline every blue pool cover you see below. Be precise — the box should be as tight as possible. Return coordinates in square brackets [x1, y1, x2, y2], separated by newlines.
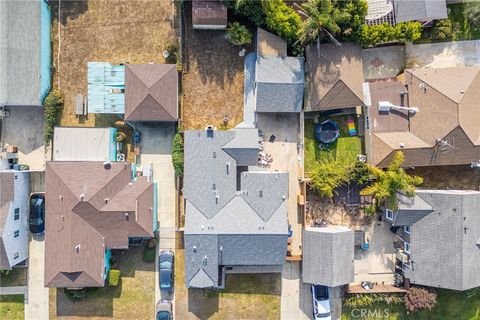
[88, 62, 125, 114]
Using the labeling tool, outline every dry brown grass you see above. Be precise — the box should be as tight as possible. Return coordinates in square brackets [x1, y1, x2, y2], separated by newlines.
[181, 2, 252, 130]
[174, 250, 281, 320]
[407, 165, 480, 190]
[51, 0, 176, 128]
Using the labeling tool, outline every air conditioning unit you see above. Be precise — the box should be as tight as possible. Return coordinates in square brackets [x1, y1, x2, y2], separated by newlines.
[396, 251, 409, 263]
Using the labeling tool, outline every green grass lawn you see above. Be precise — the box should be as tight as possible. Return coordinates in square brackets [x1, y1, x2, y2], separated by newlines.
[448, 3, 480, 41]
[304, 117, 362, 174]
[342, 289, 480, 320]
[0, 295, 24, 320]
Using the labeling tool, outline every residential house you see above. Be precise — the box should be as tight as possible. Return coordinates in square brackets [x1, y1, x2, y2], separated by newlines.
[183, 127, 289, 289]
[44, 162, 155, 288]
[363, 67, 480, 167]
[365, 0, 447, 25]
[305, 43, 364, 114]
[302, 226, 354, 287]
[385, 190, 480, 291]
[0, 0, 51, 107]
[192, 0, 227, 30]
[87, 62, 178, 121]
[0, 171, 29, 270]
[124, 64, 178, 122]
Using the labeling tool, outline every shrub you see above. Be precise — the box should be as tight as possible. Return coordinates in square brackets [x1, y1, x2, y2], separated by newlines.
[115, 132, 126, 142]
[108, 269, 121, 286]
[172, 132, 184, 177]
[344, 293, 404, 308]
[262, 0, 301, 43]
[405, 286, 437, 312]
[44, 90, 64, 145]
[226, 22, 252, 46]
[310, 161, 350, 198]
[348, 161, 370, 185]
[164, 43, 178, 65]
[356, 22, 422, 47]
[143, 247, 156, 263]
[429, 18, 460, 41]
[223, 0, 264, 26]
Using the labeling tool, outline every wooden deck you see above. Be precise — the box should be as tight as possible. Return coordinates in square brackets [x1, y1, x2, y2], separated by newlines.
[286, 255, 302, 261]
[347, 284, 407, 294]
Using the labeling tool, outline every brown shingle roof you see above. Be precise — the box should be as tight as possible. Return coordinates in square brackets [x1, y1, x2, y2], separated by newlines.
[0, 172, 14, 235]
[192, 0, 227, 28]
[305, 43, 364, 111]
[124, 64, 178, 122]
[366, 66, 480, 167]
[45, 162, 154, 288]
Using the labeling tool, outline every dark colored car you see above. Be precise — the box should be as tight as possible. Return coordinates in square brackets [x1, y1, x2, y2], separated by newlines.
[29, 193, 45, 234]
[156, 300, 172, 320]
[159, 250, 174, 295]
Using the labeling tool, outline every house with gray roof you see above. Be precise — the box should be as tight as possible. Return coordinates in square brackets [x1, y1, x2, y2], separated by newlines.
[394, 0, 447, 24]
[0, 0, 51, 107]
[385, 189, 480, 291]
[302, 226, 354, 287]
[242, 29, 304, 126]
[183, 127, 289, 289]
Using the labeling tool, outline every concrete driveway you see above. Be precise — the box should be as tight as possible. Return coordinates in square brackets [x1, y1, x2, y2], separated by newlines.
[1, 106, 46, 170]
[134, 122, 177, 309]
[24, 234, 49, 320]
[281, 261, 311, 320]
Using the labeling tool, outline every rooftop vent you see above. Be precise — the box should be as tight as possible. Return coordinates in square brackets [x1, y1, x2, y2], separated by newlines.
[203, 256, 208, 266]
[259, 190, 263, 197]
[75, 244, 81, 253]
[80, 194, 85, 201]
[193, 246, 197, 253]
[103, 161, 111, 170]
[104, 198, 109, 204]
[212, 183, 216, 190]
[399, 143, 405, 148]
[125, 212, 129, 221]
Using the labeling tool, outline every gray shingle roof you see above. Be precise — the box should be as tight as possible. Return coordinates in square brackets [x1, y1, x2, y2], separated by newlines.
[390, 193, 434, 226]
[255, 56, 305, 113]
[183, 128, 289, 288]
[394, 0, 447, 23]
[302, 226, 354, 287]
[0, 0, 46, 106]
[404, 190, 480, 291]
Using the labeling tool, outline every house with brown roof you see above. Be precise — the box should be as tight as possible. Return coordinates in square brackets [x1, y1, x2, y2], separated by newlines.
[0, 171, 29, 270]
[305, 43, 365, 113]
[124, 64, 178, 122]
[44, 161, 154, 288]
[364, 66, 480, 167]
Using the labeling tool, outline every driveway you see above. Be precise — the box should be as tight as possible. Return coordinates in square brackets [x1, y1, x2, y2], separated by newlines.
[24, 234, 49, 320]
[1, 106, 45, 170]
[281, 261, 311, 320]
[135, 122, 177, 308]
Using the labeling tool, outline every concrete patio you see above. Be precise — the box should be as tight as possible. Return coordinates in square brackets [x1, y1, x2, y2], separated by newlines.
[353, 220, 396, 285]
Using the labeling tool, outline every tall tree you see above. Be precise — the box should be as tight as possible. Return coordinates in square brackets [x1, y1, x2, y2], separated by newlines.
[464, 0, 480, 28]
[360, 151, 423, 209]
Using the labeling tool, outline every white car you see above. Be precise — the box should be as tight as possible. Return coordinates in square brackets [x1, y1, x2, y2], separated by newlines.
[311, 285, 331, 320]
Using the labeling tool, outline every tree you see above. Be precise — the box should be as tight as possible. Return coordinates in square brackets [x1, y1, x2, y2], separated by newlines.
[309, 160, 350, 198]
[405, 287, 437, 312]
[226, 22, 252, 46]
[44, 90, 64, 145]
[464, 0, 480, 29]
[223, 0, 264, 26]
[295, 0, 367, 46]
[262, 0, 301, 43]
[360, 151, 423, 209]
[429, 19, 460, 41]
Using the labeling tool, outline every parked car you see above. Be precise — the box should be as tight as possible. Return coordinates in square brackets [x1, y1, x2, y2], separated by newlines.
[155, 300, 172, 320]
[311, 284, 331, 320]
[159, 250, 174, 295]
[29, 193, 45, 234]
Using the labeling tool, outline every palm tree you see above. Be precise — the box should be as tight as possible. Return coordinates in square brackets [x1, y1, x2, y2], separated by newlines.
[294, 0, 346, 46]
[360, 151, 423, 209]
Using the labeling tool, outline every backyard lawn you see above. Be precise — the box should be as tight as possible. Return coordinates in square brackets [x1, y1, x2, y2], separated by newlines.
[175, 250, 281, 319]
[51, 246, 154, 319]
[304, 118, 362, 174]
[0, 295, 24, 320]
[0, 269, 27, 287]
[342, 289, 480, 320]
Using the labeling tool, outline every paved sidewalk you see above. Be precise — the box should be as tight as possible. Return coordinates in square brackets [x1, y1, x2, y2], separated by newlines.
[25, 235, 49, 320]
[0, 286, 27, 295]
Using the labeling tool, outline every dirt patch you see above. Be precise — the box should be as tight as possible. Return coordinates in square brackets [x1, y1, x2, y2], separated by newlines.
[51, 0, 176, 128]
[181, 2, 253, 130]
[175, 250, 281, 320]
[407, 165, 480, 191]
